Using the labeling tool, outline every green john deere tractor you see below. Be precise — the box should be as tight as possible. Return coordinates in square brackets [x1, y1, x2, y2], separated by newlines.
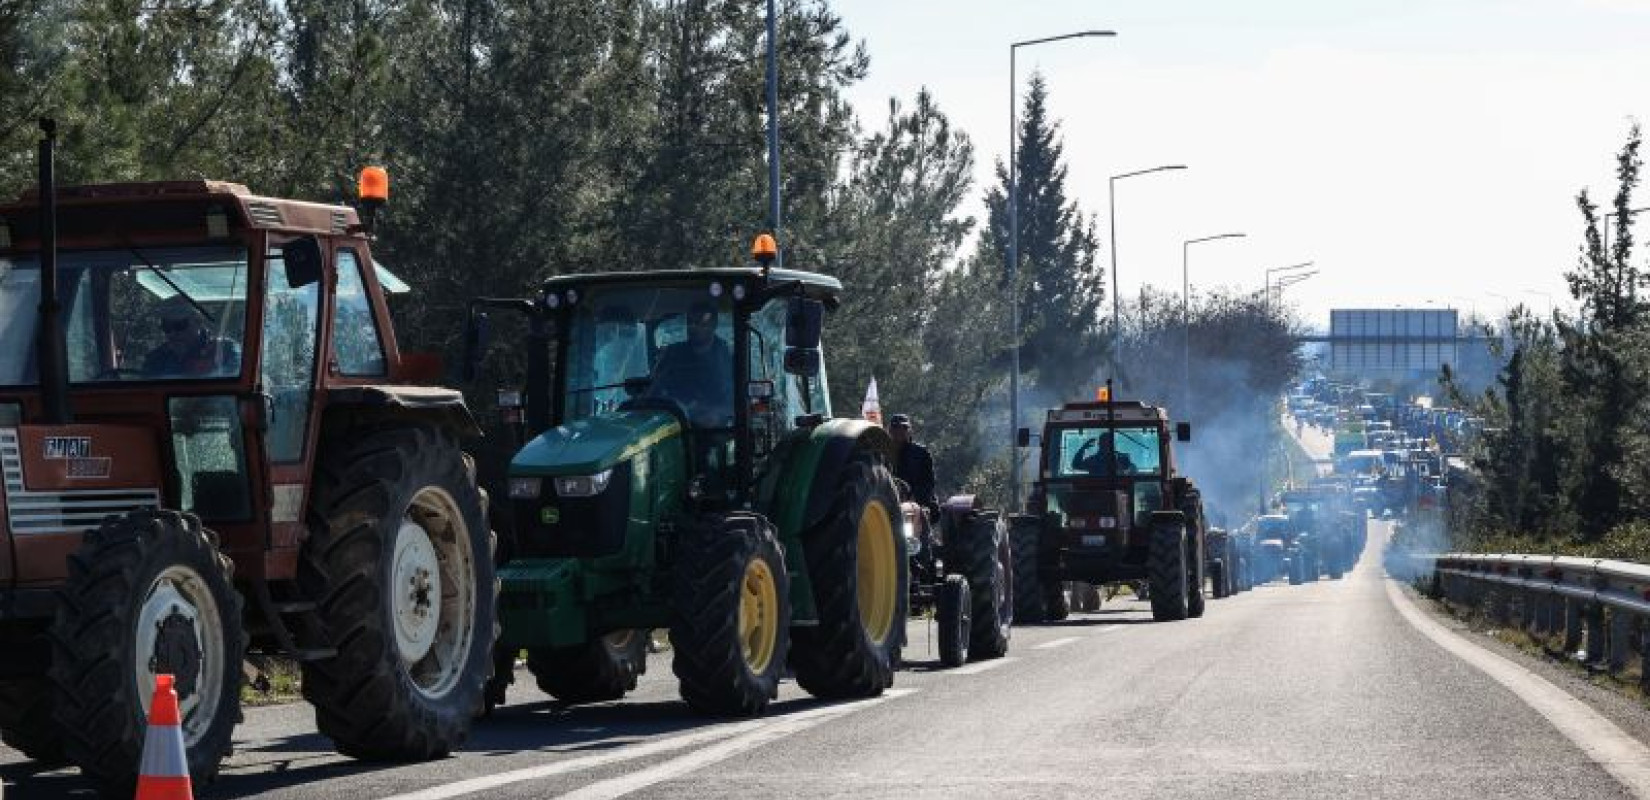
[466, 247, 907, 715]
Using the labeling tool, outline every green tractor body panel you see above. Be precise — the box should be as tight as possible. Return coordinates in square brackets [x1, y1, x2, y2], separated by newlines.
[510, 410, 681, 477]
[499, 410, 688, 648]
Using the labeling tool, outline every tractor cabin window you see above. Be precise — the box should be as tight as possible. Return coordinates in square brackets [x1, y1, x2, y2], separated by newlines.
[0, 246, 249, 386]
[1049, 425, 1164, 479]
[331, 250, 387, 376]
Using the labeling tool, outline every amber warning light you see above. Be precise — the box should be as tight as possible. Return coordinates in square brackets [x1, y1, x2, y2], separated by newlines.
[1095, 385, 1110, 402]
[752, 233, 778, 265]
[358, 166, 389, 203]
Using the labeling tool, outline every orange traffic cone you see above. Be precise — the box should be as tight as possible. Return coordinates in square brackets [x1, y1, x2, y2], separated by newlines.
[134, 674, 192, 800]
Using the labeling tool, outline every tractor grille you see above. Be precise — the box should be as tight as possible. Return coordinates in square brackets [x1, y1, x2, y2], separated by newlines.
[0, 429, 160, 535]
[513, 464, 633, 559]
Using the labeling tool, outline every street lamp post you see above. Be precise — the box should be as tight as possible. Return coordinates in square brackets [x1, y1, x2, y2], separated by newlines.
[1008, 29, 1114, 510]
[1109, 164, 1187, 375]
[1603, 206, 1650, 253]
[1181, 233, 1246, 421]
[1264, 261, 1313, 311]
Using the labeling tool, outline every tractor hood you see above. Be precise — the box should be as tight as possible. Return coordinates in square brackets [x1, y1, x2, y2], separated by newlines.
[510, 410, 681, 477]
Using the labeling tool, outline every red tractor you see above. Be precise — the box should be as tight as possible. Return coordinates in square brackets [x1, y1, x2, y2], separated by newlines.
[0, 122, 497, 794]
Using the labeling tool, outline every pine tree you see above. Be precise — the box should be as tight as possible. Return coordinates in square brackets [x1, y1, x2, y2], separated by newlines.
[977, 73, 1105, 399]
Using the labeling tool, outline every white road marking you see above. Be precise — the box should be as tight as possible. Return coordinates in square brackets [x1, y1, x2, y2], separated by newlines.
[378, 723, 764, 800]
[1034, 637, 1080, 650]
[946, 656, 1018, 675]
[552, 688, 918, 800]
[379, 690, 916, 800]
[1387, 578, 1650, 799]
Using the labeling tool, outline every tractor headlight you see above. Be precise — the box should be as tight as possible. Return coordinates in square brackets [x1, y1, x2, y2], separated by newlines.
[508, 477, 542, 499]
[902, 519, 920, 555]
[554, 469, 614, 498]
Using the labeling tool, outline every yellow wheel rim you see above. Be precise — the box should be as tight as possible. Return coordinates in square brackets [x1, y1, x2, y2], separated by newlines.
[738, 558, 780, 673]
[856, 499, 898, 645]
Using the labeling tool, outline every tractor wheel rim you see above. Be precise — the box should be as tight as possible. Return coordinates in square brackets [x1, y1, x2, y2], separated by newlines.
[738, 559, 779, 674]
[135, 565, 224, 749]
[395, 487, 477, 699]
[856, 499, 898, 645]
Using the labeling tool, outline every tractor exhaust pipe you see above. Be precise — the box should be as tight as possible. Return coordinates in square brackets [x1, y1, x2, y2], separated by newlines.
[36, 118, 71, 424]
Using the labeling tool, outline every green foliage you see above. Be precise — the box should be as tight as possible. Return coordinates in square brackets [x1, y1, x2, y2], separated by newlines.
[1452, 124, 1650, 548]
[1, 2, 1306, 517]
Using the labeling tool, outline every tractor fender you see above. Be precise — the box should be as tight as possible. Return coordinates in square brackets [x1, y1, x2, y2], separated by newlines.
[799, 419, 895, 533]
[324, 385, 483, 439]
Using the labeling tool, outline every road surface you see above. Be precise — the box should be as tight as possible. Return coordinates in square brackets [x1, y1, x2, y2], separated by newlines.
[8, 519, 1650, 799]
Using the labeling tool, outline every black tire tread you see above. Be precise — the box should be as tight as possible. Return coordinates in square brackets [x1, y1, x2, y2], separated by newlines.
[672, 515, 790, 716]
[1008, 515, 1045, 624]
[1148, 521, 1189, 622]
[790, 455, 906, 699]
[528, 631, 648, 704]
[48, 509, 245, 795]
[301, 423, 495, 760]
[936, 575, 970, 668]
[956, 513, 1010, 658]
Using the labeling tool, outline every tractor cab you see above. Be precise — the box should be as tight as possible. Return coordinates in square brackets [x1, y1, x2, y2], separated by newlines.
[1029, 400, 1189, 551]
[0, 175, 422, 587]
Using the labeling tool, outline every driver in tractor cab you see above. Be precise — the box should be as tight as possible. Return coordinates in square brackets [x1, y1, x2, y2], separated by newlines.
[889, 414, 938, 517]
[1071, 431, 1135, 476]
[142, 295, 240, 378]
[648, 300, 732, 427]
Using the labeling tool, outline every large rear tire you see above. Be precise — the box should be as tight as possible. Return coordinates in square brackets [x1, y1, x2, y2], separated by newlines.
[1148, 519, 1190, 622]
[936, 575, 971, 668]
[1008, 515, 1045, 623]
[791, 454, 907, 699]
[48, 510, 244, 795]
[302, 424, 496, 760]
[1210, 560, 1228, 599]
[0, 677, 64, 764]
[673, 515, 790, 716]
[529, 630, 648, 704]
[955, 512, 1010, 659]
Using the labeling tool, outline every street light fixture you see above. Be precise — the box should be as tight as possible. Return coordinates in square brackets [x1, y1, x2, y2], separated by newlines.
[1109, 164, 1188, 373]
[1181, 232, 1246, 421]
[1263, 261, 1313, 311]
[1008, 28, 1115, 509]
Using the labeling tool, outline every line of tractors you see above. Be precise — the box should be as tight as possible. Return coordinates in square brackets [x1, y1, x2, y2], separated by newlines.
[0, 130, 1258, 795]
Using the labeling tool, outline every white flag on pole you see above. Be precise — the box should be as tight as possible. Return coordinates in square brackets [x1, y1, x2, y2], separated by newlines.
[862, 377, 882, 424]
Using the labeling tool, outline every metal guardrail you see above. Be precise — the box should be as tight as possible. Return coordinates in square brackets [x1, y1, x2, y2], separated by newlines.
[1411, 552, 1650, 690]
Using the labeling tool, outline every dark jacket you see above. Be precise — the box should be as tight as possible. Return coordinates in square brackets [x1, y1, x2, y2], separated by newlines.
[893, 440, 938, 513]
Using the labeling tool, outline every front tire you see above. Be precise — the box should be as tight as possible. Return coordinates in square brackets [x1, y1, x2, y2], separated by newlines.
[673, 515, 790, 716]
[302, 424, 496, 760]
[791, 454, 907, 699]
[936, 575, 971, 668]
[48, 510, 244, 795]
[529, 630, 649, 704]
[1148, 519, 1190, 622]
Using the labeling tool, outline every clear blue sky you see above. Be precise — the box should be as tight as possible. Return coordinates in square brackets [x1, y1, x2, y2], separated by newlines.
[831, 0, 1650, 327]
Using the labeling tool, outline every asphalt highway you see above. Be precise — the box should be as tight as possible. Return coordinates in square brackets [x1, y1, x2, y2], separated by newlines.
[6, 519, 1648, 799]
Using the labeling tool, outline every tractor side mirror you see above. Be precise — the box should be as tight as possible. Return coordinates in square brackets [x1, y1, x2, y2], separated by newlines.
[783, 347, 820, 378]
[279, 236, 324, 289]
[1176, 422, 1192, 442]
[785, 297, 824, 350]
[462, 311, 490, 382]
[1017, 427, 1032, 448]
